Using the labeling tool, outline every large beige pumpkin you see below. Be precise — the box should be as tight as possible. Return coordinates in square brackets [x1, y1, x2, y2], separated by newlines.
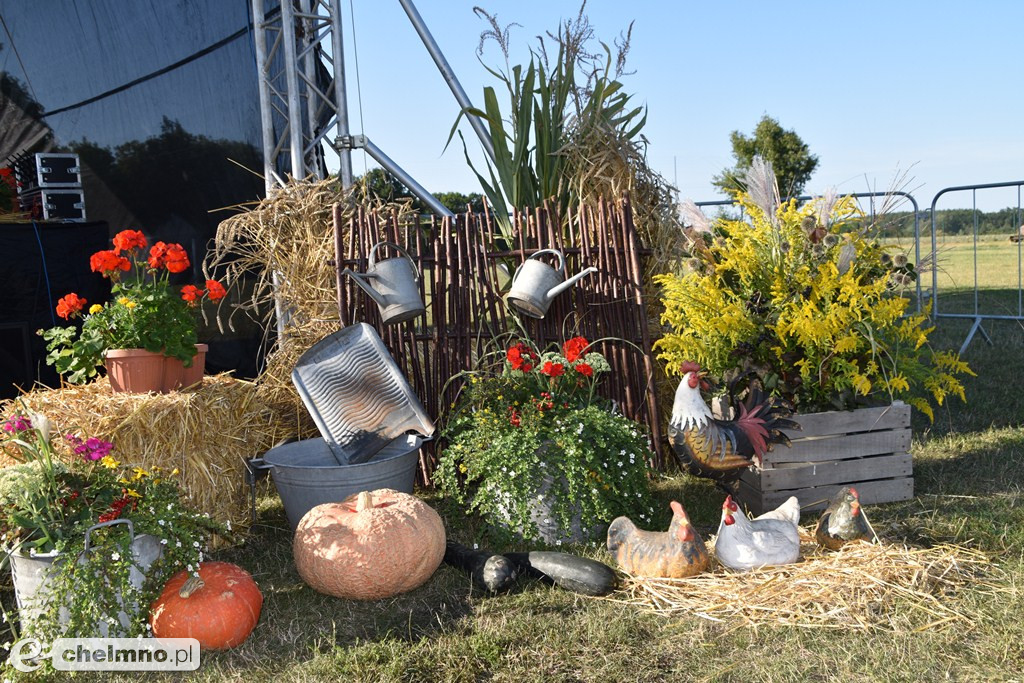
[293, 488, 446, 600]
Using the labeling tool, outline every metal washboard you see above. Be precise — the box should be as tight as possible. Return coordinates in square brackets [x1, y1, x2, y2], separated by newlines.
[291, 324, 435, 465]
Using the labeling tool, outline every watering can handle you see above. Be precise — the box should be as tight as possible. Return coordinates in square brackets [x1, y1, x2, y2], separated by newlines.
[368, 241, 421, 282]
[84, 518, 135, 552]
[527, 248, 566, 276]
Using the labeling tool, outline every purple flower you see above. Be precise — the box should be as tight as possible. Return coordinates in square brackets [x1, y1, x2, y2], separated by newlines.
[85, 437, 113, 460]
[3, 415, 31, 433]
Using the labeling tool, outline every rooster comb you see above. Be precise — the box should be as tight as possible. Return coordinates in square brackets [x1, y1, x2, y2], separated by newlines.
[680, 361, 701, 375]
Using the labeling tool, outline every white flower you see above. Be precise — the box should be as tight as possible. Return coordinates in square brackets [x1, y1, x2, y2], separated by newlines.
[157, 519, 166, 526]
[617, 462, 623, 467]
[176, 540, 182, 548]
[111, 552, 120, 561]
[198, 552, 203, 561]
[186, 564, 193, 572]
[193, 541, 200, 548]
[160, 538, 168, 545]
[167, 504, 173, 510]
[555, 540, 562, 546]
[226, 521, 232, 531]
[29, 413, 51, 446]
[472, 543, 478, 550]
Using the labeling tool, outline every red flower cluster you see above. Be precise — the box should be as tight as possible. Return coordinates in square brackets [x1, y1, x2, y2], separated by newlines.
[0, 167, 16, 192]
[148, 241, 190, 273]
[562, 336, 589, 363]
[576, 362, 593, 377]
[90, 249, 131, 275]
[112, 229, 147, 253]
[180, 280, 227, 305]
[98, 492, 138, 523]
[508, 407, 521, 427]
[56, 293, 87, 319]
[507, 342, 538, 372]
[541, 361, 564, 377]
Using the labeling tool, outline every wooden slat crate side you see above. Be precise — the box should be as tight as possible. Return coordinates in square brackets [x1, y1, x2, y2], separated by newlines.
[740, 477, 914, 516]
[762, 428, 911, 465]
[782, 402, 910, 438]
[757, 453, 912, 489]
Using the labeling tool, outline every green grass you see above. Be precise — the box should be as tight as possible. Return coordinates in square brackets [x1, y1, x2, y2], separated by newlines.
[4, 277, 1024, 682]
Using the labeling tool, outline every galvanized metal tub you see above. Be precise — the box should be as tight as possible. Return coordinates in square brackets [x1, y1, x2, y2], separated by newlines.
[252, 434, 424, 529]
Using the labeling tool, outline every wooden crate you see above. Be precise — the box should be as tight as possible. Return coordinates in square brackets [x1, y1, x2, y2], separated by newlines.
[736, 402, 913, 516]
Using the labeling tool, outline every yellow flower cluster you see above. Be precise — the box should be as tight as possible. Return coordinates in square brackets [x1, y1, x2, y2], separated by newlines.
[656, 193, 972, 416]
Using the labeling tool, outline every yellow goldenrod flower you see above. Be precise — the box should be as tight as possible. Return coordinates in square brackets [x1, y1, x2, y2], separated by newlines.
[88, 304, 103, 314]
[118, 297, 130, 306]
[125, 488, 142, 498]
[100, 455, 119, 469]
[125, 301, 137, 309]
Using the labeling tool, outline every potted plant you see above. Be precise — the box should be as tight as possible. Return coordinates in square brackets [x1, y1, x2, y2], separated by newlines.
[40, 229, 227, 393]
[435, 336, 655, 545]
[654, 159, 974, 511]
[0, 408, 224, 640]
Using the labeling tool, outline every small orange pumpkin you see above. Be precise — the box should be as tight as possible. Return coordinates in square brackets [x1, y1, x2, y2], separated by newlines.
[293, 488, 446, 600]
[150, 561, 262, 649]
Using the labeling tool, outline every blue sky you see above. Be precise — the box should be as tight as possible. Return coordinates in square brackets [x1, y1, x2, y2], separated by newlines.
[333, 1, 1024, 213]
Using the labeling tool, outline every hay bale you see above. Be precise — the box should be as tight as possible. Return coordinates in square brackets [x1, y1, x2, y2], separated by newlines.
[0, 375, 291, 532]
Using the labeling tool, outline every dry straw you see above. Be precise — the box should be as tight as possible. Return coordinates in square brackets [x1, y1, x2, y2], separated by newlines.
[206, 177, 414, 438]
[0, 375, 287, 532]
[613, 530, 998, 632]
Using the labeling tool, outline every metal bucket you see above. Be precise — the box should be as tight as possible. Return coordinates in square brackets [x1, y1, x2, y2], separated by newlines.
[8, 519, 163, 635]
[251, 433, 424, 529]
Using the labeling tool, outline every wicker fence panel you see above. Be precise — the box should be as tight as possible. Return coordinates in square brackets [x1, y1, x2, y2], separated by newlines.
[335, 199, 662, 482]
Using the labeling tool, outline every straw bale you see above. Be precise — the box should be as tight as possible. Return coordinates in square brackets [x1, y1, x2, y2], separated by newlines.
[0, 375, 290, 532]
[611, 529, 998, 632]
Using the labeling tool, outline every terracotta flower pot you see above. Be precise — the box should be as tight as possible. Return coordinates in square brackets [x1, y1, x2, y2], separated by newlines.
[163, 344, 208, 392]
[105, 349, 166, 393]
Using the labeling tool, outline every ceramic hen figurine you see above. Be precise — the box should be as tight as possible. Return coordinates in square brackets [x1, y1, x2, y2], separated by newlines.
[668, 362, 798, 483]
[714, 495, 801, 571]
[607, 501, 710, 578]
[814, 486, 873, 550]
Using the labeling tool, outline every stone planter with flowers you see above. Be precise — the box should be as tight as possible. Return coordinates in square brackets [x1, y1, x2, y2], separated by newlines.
[436, 336, 656, 545]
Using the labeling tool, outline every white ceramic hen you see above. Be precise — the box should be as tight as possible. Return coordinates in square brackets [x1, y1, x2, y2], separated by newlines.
[715, 495, 801, 571]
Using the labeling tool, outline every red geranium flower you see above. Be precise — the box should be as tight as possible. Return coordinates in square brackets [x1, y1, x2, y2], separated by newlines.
[541, 361, 564, 377]
[180, 284, 203, 304]
[89, 250, 130, 275]
[148, 241, 168, 269]
[575, 362, 593, 377]
[163, 243, 190, 273]
[56, 293, 87, 320]
[562, 336, 589, 363]
[112, 229, 147, 254]
[506, 342, 537, 371]
[205, 280, 227, 301]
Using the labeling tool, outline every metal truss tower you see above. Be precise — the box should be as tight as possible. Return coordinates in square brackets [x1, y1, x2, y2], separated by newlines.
[250, 0, 353, 191]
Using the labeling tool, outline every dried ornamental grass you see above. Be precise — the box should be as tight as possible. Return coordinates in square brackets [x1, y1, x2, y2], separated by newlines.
[0, 375, 288, 532]
[612, 529, 998, 632]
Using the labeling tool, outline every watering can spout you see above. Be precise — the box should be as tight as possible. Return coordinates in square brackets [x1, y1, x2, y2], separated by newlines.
[342, 268, 387, 308]
[547, 266, 597, 300]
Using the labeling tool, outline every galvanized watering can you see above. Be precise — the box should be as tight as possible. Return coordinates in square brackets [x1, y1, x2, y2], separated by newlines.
[506, 249, 598, 318]
[343, 241, 425, 325]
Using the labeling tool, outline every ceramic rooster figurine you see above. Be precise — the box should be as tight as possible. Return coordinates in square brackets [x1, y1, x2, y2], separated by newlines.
[714, 495, 801, 571]
[668, 361, 798, 484]
[814, 486, 873, 550]
[607, 501, 710, 578]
